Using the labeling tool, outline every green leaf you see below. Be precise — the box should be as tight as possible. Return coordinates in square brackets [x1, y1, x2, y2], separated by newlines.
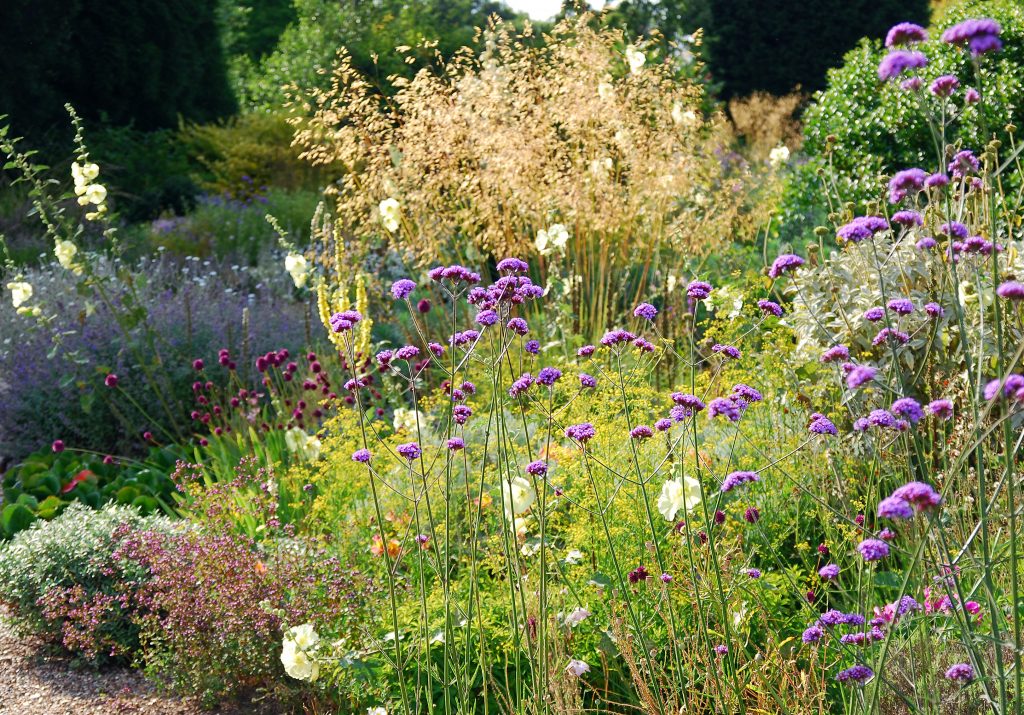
[1, 503, 36, 537]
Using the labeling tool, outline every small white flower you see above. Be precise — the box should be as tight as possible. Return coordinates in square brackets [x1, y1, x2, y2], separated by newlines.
[54, 240, 78, 271]
[284, 427, 321, 462]
[77, 183, 107, 206]
[625, 46, 645, 74]
[368, 708, 388, 715]
[284, 253, 308, 288]
[502, 476, 536, 516]
[597, 81, 614, 100]
[565, 658, 591, 677]
[657, 476, 702, 522]
[769, 145, 791, 168]
[666, 275, 678, 294]
[564, 549, 584, 565]
[379, 198, 401, 232]
[537, 223, 570, 256]
[672, 103, 698, 126]
[7, 281, 32, 308]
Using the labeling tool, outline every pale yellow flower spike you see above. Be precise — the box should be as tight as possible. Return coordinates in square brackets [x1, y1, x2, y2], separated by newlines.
[355, 273, 372, 358]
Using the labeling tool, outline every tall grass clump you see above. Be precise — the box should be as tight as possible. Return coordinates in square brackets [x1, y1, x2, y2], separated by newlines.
[289, 14, 782, 343]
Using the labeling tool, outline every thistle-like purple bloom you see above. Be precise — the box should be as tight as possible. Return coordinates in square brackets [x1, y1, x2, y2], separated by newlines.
[916, 237, 937, 250]
[447, 438, 465, 451]
[630, 425, 653, 441]
[686, 280, 713, 299]
[733, 384, 762, 403]
[927, 398, 954, 419]
[949, 150, 980, 178]
[768, 254, 805, 279]
[873, 328, 910, 346]
[997, 281, 1024, 300]
[509, 372, 534, 397]
[633, 303, 658, 321]
[984, 374, 1024, 401]
[802, 625, 824, 643]
[565, 423, 596, 443]
[507, 317, 529, 335]
[525, 339, 540, 354]
[600, 329, 636, 347]
[526, 460, 548, 476]
[579, 373, 596, 388]
[809, 414, 838, 435]
[721, 470, 759, 492]
[352, 448, 371, 463]
[891, 397, 924, 423]
[868, 409, 897, 428]
[537, 367, 562, 386]
[878, 50, 928, 81]
[886, 22, 927, 47]
[712, 344, 741, 360]
[819, 563, 840, 581]
[858, 539, 890, 561]
[930, 74, 960, 97]
[945, 663, 975, 682]
[942, 18, 1002, 55]
[878, 495, 914, 520]
[821, 345, 850, 363]
[496, 257, 529, 273]
[940, 221, 969, 238]
[847, 365, 877, 389]
[757, 299, 783, 316]
[836, 665, 874, 684]
[708, 396, 743, 422]
[891, 210, 923, 226]
[838, 215, 890, 241]
[965, 87, 981, 103]
[476, 309, 499, 327]
[655, 418, 672, 432]
[394, 345, 421, 361]
[887, 298, 915, 315]
[577, 345, 595, 357]
[924, 302, 944, 317]
[671, 393, 706, 411]
[864, 307, 885, 322]
[391, 279, 416, 300]
[397, 442, 422, 461]
[892, 481, 941, 509]
[745, 568, 762, 578]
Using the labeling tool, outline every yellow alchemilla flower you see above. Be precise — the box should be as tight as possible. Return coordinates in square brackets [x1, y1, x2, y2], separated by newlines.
[625, 46, 645, 74]
[657, 476, 702, 521]
[379, 198, 401, 232]
[284, 253, 308, 288]
[7, 281, 32, 308]
[54, 240, 78, 270]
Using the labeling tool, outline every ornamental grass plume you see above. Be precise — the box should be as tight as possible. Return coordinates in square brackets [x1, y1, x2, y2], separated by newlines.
[290, 14, 777, 340]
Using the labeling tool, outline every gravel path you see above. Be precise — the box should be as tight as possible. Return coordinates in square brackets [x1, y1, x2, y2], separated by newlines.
[0, 609, 205, 715]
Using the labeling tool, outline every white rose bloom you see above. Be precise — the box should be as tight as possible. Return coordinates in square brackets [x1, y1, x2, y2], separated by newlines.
[769, 145, 791, 168]
[284, 253, 308, 288]
[281, 639, 319, 681]
[379, 198, 401, 232]
[597, 81, 614, 100]
[7, 281, 32, 308]
[502, 476, 536, 516]
[54, 240, 78, 270]
[565, 658, 591, 677]
[625, 46, 645, 74]
[657, 476, 702, 522]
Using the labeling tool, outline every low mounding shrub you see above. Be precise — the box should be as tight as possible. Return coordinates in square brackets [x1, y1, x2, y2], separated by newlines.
[0, 446, 181, 538]
[780, 0, 1024, 243]
[0, 502, 175, 662]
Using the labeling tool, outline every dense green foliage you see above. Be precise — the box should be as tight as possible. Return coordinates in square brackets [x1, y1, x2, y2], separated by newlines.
[779, 0, 1024, 244]
[706, 0, 929, 99]
[0, 1, 235, 139]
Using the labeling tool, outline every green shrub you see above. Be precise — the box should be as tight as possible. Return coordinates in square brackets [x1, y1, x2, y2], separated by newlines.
[179, 113, 324, 198]
[0, 503, 175, 661]
[1, 447, 181, 539]
[780, 0, 1024, 244]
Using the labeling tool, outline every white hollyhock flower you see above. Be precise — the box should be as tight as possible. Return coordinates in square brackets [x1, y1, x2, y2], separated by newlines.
[54, 240, 78, 270]
[625, 46, 645, 74]
[502, 476, 536, 516]
[379, 198, 401, 232]
[769, 145, 791, 168]
[77, 183, 106, 206]
[7, 281, 32, 308]
[657, 476, 702, 521]
[289, 623, 320, 650]
[284, 253, 308, 288]
[392, 407, 426, 433]
[72, 161, 99, 185]
[281, 639, 319, 680]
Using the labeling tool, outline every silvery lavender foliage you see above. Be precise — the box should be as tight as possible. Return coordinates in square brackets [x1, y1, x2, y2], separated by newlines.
[0, 253, 310, 460]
